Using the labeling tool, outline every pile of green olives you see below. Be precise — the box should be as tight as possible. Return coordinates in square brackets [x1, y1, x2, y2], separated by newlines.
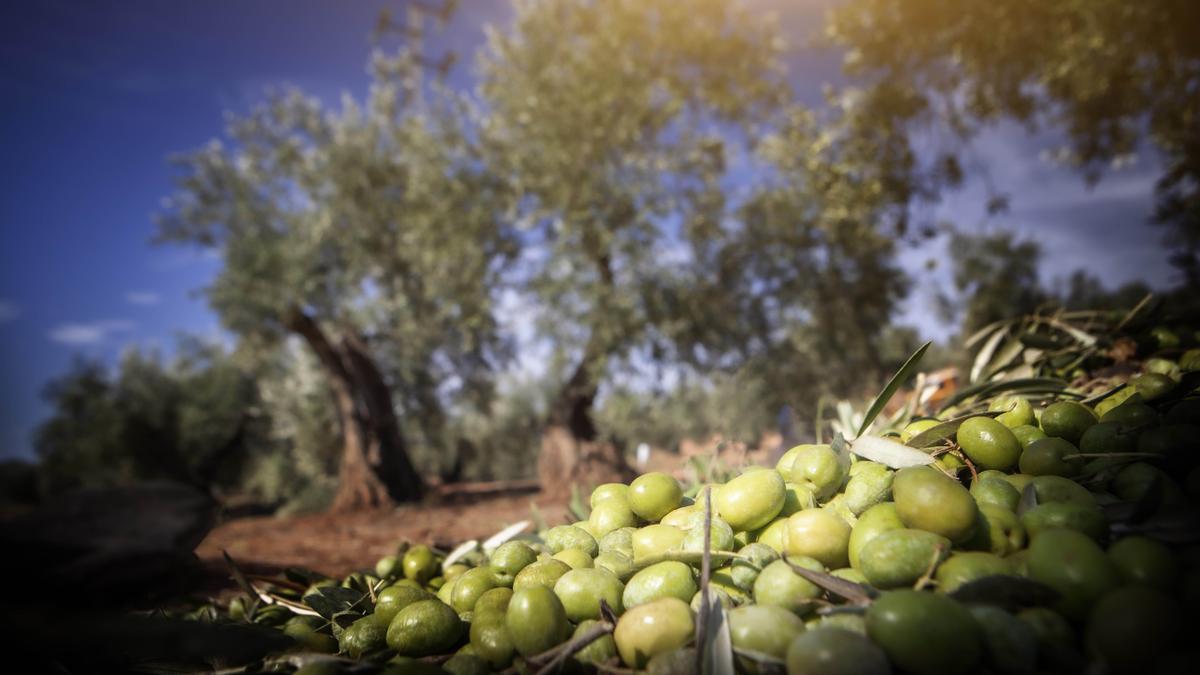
[216, 354, 1199, 675]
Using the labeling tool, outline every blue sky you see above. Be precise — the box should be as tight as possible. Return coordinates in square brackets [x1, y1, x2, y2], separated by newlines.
[0, 1, 1178, 461]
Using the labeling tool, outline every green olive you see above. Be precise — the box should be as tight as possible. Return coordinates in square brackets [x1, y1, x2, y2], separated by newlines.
[859, 528, 950, 589]
[867, 589, 982, 675]
[376, 555, 400, 579]
[595, 550, 635, 579]
[848, 502, 904, 570]
[339, 614, 388, 658]
[971, 476, 1020, 512]
[786, 626, 890, 675]
[752, 557, 823, 614]
[442, 653, 489, 675]
[451, 567, 499, 613]
[1020, 502, 1107, 541]
[660, 504, 698, 528]
[544, 524, 598, 557]
[753, 517, 789, 553]
[622, 560, 697, 609]
[613, 597, 694, 668]
[282, 615, 337, 653]
[1102, 399, 1159, 428]
[1018, 437, 1081, 476]
[473, 587, 513, 615]
[1139, 424, 1199, 456]
[934, 552, 1012, 593]
[966, 503, 1026, 556]
[968, 605, 1038, 675]
[505, 585, 569, 656]
[1165, 397, 1200, 425]
[589, 499, 639, 537]
[900, 418, 940, 443]
[783, 509, 852, 569]
[789, 444, 848, 500]
[892, 466, 978, 544]
[715, 468, 786, 532]
[552, 547, 593, 569]
[1086, 586, 1182, 674]
[1030, 474, 1095, 507]
[469, 613, 515, 669]
[1011, 424, 1046, 449]
[554, 567, 624, 621]
[843, 463, 894, 516]
[728, 604, 806, 665]
[600, 527, 636, 557]
[489, 541, 537, 586]
[591, 482, 630, 508]
[1027, 528, 1119, 620]
[989, 395, 1036, 428]
[1015, 606, 1074, 659]
[572, 619, 618, 665]
[513, 558, 572, 592]
[730, 542, 779, 591]
[629, 472, 683, 522]
[958, 416, 1022, 470]
[779, 482, 817, 516]
[1094, 386, 1138, 418]
[443, 563, 469, 582]
[386, 599, 464, 656]
[375, 584, 435, 625]
[631, 523, 685, 561]
[1131, 372, 1176, 401]
[1079, 421, 1138, 455]
[1107, 536, 1180, 590]
[1040, 401, 1097, 444]
[402, 545, 439, 584]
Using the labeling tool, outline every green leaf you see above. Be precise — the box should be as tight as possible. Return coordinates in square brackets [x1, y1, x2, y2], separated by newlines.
[856, 341, 931, 438]
[851, 435, 937, 468]
[302, 586, 365, 619]
[970, 328, 1008, 383]
[940, 377, 1068, 410]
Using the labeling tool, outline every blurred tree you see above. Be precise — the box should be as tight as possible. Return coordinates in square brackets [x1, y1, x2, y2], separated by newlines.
[478, 0, 786, 488]
[828, 0, 1200, 285]
[157, 46, 514, 508]
[34, 342, 268, 499]
[938, 229, 1047, 335]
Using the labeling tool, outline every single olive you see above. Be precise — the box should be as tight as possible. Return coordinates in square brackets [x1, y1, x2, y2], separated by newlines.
[473, 587, 513, 616]
[623, 560, 697, 609]
[789, 444, 847, 500]
[544, 524, 599, 557]
[779, 482, 817, 516]
[513, 558, 572, 592]
[783, 509, 852, 569]
[600, 527, 636, 556]
[1016, 606, 1075, 661]
[843, 463, 894, 516]
[554, 567, 624, 622]
[1165, 397, 1200, 425]
[660, 504, 699, 529]
[1139, 424, 1199, 456]
[632, 523, 686, 561]
[572, 619, 618, 665]
[442, 653, 489, 675]
[969, 605, 1038, 675]
[645, 647, 697, 675]
[591, 482, 630, 508]
[731, 542, 779, 591]
[1094, 386, 1138, 418]
[1102, 399, 1160, 429]
[866, 590, 983, 675]
[965, 503, 1027, 556]
[848, 502, 904, 570]
[469, 612, 515, 669]
[716, 468, 786, 532]
[552, 548, 593, 570]
[727, 604, 806, 664]
[451, 567, 499, 613]
[375, 555, 400, 579]
[437, 576, 458, 605]
[595, 550, 634, 579]
[682, 516, 736, 553]
[1040, 401, 1098, 444]
[1131, 372, 1176, 401]
[443, 563, 469, 582]
[989, 395, 1036, 428]
[489, 541, 537, 586]
[1011, 424, 1046, 449]
[1112, 462, 1187, 510]
[1107, 536, 1180, 590]
[1079, 421, 1138, 456]
[1030, 474, 1095, 507]
[805, 612, 868, 635]
[959, 416, 1023, 470]
[1087, 586, 1182, 674]
[971, 476, 1021, 512]
[786, 626, 890, 675]
[614, 597, 694, 669]
[892, 466, 979, 544]
[1019, 437, 1081, 477]
[754, 517, 789, 554]
[589, 499, 639, 537]
[859, 528, 950, 589]
[629, 472, 683, 523]
[753, 557, 823, 614]
[505, 585, 569, 656]
[1020, 502, 1107, 541]
[900, 418, 940, 443]
[376, 584, 435, 625]
[691, 587, 734, 612]
[282, 615, 337, 653]
[402, 545, 439, 584]
[1027, 528, 1119, 620]
[934, 552, 1012, 593]
[386, 599, 464, 656]
[339, 614, 388, 658]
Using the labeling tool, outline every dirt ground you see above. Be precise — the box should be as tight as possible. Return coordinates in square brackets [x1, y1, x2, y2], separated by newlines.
[195, 489, 571, 579]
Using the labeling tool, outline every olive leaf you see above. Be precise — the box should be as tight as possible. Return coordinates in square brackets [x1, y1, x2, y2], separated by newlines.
[442, 539, 479, 570]
[482, 520, 531, 554]
[941, 377, 1068, 410]
[856, 341, 931, 438]
[947, 575, 1060, 609]
[971, 328, 1008, 383]
[283, 567, 328, 586]
[781, 555, 877, 605]
[850, 436, 936, 469]
[302, 586, 366, 619]
[1113, 292, 1155, 332]
[732, 647, 787, 674]
[699, 599, 734, 675]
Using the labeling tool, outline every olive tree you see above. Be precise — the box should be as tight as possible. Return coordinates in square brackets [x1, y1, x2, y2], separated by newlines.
[157, 55, 513, 509]
[828, 0, 1200, 284]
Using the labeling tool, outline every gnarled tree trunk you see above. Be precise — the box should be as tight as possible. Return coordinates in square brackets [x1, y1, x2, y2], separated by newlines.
[538, 337, 634, 496]
[286, 308, 424, 511]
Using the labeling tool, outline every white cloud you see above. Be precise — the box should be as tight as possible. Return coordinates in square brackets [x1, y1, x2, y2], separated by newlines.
[0, 300, 18, 322]
[125, 291, 161, 306]
[48, 320, 136, 346]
